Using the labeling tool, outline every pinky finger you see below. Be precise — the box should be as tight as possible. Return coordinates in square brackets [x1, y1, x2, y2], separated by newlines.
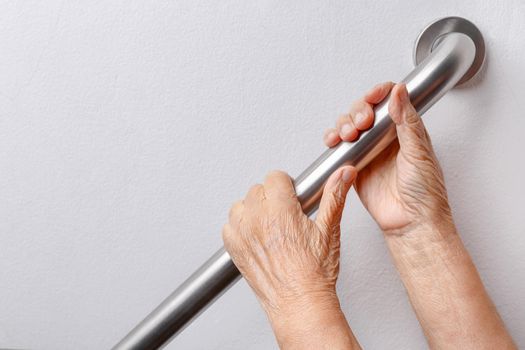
[324, 128, 341, 147]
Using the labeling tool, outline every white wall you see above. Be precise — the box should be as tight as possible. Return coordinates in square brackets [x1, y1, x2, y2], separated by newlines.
[1, 1, 524, 349]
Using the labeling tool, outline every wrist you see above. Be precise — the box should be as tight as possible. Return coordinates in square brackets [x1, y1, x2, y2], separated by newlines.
[384, 222, 466, 272]
[382, 198, 456, 240]
[384, 223, 516, 349]
[266, 292, 359, 349]
[266, 289, 341, 329]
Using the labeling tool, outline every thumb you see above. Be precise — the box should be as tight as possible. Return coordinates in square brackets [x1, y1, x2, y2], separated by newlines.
[315, 166, 357, 232]
[388, 83, 432, 161]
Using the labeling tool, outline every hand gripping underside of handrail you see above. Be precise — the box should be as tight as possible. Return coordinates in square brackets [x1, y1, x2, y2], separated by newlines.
[113, 17, 485, 350]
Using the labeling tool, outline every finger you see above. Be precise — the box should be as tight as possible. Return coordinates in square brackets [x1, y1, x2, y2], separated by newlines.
[263, 170, 297, 202]
[228, 200, 244, 227]
[222, 223, 243, 258]
[388, 83, 432, 160]
[222, 223, 235, 247]
[349, 99, 375, 130]
[336, 114, 359, 141]
[315, 165, 357, 232]
[388, 83, 418, 125]
[364, 81, 395, 104]
[244, 184, 265, 210]
[324, 127, 341, 147]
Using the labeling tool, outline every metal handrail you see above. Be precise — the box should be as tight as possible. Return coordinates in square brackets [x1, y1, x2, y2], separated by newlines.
[113, 17, 485, 350]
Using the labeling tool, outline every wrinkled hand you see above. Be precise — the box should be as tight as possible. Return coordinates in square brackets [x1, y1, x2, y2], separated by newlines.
[222, 167, 356, 317]
[323, 82, 517, 349]
[324, 82, 454, 236]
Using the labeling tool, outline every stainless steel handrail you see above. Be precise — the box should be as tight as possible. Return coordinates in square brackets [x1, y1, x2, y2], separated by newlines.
[113, 17, 485, 350]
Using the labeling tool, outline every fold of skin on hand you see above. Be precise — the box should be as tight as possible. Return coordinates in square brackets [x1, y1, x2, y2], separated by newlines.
[223, 167, 361, 349]
[354, 83, 516, 350]
[223, 82, 516, 350]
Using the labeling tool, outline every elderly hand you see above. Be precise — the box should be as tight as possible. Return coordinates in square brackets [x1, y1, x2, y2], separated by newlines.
[223, 168, 360, 349]
[324, 82, 454, 237]
[221, 82, 515, 349]
[324, 82, 515, 349]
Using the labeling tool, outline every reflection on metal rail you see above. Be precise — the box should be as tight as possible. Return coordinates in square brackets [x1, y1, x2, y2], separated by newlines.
[113, 16, 485, 350]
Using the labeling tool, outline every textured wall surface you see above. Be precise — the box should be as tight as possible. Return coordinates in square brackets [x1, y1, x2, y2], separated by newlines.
[1, 1, 524, 349]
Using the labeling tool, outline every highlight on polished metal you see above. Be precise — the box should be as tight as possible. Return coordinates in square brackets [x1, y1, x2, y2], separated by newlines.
[113, 16, 486, 350]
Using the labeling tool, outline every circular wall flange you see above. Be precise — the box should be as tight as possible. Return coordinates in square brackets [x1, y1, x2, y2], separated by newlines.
[413, 17, 485, 86]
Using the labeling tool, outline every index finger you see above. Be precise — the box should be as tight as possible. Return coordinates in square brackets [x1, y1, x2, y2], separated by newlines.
[263, 170, 297, 203]
[364, 81, 395, 104]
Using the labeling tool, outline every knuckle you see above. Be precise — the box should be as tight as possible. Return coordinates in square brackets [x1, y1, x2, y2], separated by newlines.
[228, 200, 243, 219]
[352, 101, 372, 118]
[267, 169, 289, 181]
[379, 81, 395, 92]
[336, 114, 350, 127]
[221, 223, 230, 236]
[351, 99, 365, 110]
[286, 199, 302, 212]
[222, 224, 233, 242]
[248, 184, 263, 195]
[232, 200, 242, 210]
[324, 127, 336, 137]
[405, 110, 420, 124]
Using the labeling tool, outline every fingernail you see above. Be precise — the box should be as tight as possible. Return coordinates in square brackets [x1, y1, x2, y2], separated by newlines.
[398, 84, 409, 102]
[325, 131, 337, 144]
[355, 112, 367, 128]
[340, 123, 353, 138]
[342, 168, 354, 183]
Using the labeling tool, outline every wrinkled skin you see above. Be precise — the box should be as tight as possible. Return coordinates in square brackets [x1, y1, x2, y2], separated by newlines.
[324, 82, 454, 236]
[223, 165, 359, 349]
[223, 82, 451, 315]
[223, 167, 356, 315]
[223, 83, 516, 350]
